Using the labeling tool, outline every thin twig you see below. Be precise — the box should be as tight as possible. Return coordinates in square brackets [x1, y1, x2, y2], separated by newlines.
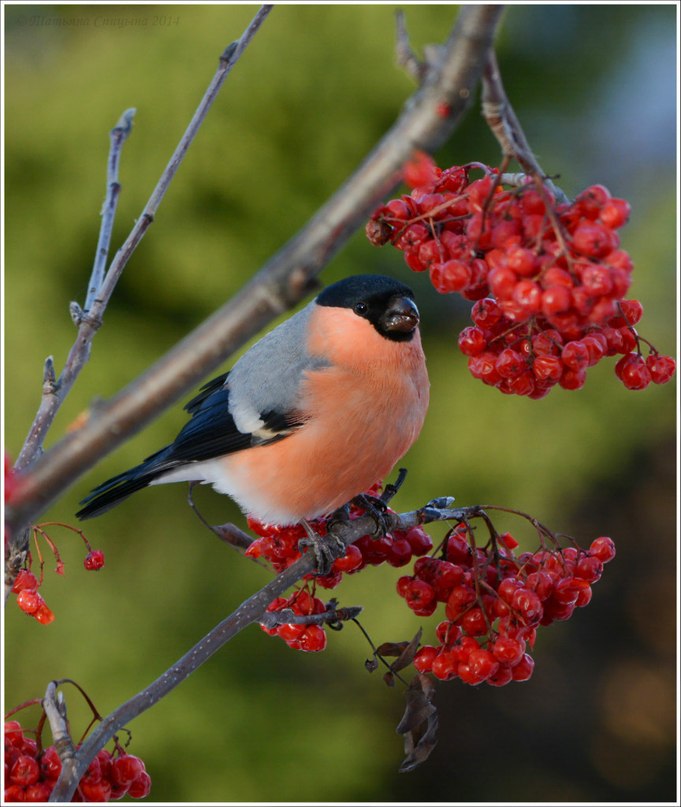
[187, 483, 254, 551]
[7, 5, 503, 543]
[260, 605, 363, 629]
[394, 10, 426, 82]
[481, 49, 569, 205]
[42, 682, 77, 768]
[47, 497, 475, 801]
[83, 108, 136, 313]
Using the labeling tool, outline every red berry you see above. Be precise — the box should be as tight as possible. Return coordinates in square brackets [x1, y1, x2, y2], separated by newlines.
[5, 721, 25, 748]
[580, 263, 613, 296]
[40, 746, 62, 780]
[471, 297, 503, 328]
[511, 653, 535, 681]
[612, 299, 644, 327]
[127, 770, 152, 799]
[16, 590, 41, 615]
[511, 588, 543, 626]
[465, 647, 499, 683]
[615, 353, 651, 390]
[468, 353, 502, 386]
[4, 784, 27, 802]
[646, 354, 676, 384]
[574, 184, 611, 218]
[589, 536, 616, 563]
[10, 755, 39, 787]
[24, 782, 53, 802]
[386, 537, 413, 568]
[332, 544, 363, 573]
[572, 221, 614, 258]
[458, 326, 487, 357]
[298, 625, 328, 652]
[486, 664, 514, 687]
[506, 246, 537, 277]
[445, 584, 476, 621]
[430, 259, 472, 293]
[277, 623, 305, 643]
[84, 550, 105, 571]
[532, 355, 563, 384]
[11, 571, 39, 594]
[404, 526, 433, 556]
[413, 645, 438, 674]
[491, 635, 525, 666]
[574, 555, 603, 583]
[111, 754, 145, 787]
[575, 585, 593, 607]
[561, 340, 590, 371]
[32, 601, 55, 625]
[488, 266, 518, 300]
[512, 279, 542, 315]
[431, 650, 457, 681]
[559, 367, 587, 391]
[599, 198, 631, 229]
[495, 348, 526, 380]
[78, 778, 112, 801]
[581, 333, 607, 365]
[405, 579, 436, 612]
[461, 607, 488, 637]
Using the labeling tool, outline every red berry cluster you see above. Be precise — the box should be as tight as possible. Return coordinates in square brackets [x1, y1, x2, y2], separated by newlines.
[11, 570, 54, 625]
[398, 527, 615, 686]
[261, 586, 328, 652]
[366, 153, 675, 396]
[247, 488, 433, 651]
[9, 523, 105, 625]
[4, 720, 151, 802]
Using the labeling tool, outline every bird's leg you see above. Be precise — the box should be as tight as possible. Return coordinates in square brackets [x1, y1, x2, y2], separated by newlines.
[298, 519, 347, 576]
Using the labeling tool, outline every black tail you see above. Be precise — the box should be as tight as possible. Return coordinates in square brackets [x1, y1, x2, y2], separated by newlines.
[76, 448, 174, 520]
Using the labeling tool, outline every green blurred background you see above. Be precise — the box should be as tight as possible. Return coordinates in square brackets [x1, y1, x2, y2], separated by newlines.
[4, 4, 677, 803]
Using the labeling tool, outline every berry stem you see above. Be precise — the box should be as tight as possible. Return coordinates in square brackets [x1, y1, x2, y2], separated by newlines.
[351, 618, 411, 687]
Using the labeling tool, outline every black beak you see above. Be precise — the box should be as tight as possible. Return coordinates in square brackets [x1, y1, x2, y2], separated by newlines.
[382, 295, 420, 334]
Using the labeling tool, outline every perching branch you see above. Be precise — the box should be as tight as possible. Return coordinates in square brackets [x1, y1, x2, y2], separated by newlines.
[6, 5, 504, 542]
[48, 495, 472, 802]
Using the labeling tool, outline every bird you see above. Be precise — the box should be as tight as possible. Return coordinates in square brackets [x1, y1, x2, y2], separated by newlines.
[76, 274, 429, 526]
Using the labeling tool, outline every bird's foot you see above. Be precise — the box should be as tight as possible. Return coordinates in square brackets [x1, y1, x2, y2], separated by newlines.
[350, 493, 392, 538]
[298, 520, 347, 576]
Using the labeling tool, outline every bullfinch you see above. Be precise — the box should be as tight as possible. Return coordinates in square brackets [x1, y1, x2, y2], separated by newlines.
[76, 274, 429, 526]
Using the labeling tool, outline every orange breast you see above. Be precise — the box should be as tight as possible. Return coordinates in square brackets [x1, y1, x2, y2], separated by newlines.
[218, 307, 429, 523]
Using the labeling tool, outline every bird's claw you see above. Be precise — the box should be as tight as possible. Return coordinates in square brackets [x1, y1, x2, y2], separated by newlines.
[298, 520, 346, 576]
[350, 493, 392, 538]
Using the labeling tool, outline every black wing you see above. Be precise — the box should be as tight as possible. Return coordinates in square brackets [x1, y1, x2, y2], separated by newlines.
[76, 373, 304, 519]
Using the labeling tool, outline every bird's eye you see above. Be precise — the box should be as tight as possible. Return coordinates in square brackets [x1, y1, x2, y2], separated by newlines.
[353, 302, 369, 316]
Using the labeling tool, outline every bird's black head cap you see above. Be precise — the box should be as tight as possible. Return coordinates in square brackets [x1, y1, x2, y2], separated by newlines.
[317, 274, 420, 342]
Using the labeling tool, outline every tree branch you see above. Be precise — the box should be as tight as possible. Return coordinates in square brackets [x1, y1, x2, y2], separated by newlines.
[47, 497, 472, 802]
[12, 5, 273, 482]
[481, 48, 569, 204]
[6, 4, 504, 541]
